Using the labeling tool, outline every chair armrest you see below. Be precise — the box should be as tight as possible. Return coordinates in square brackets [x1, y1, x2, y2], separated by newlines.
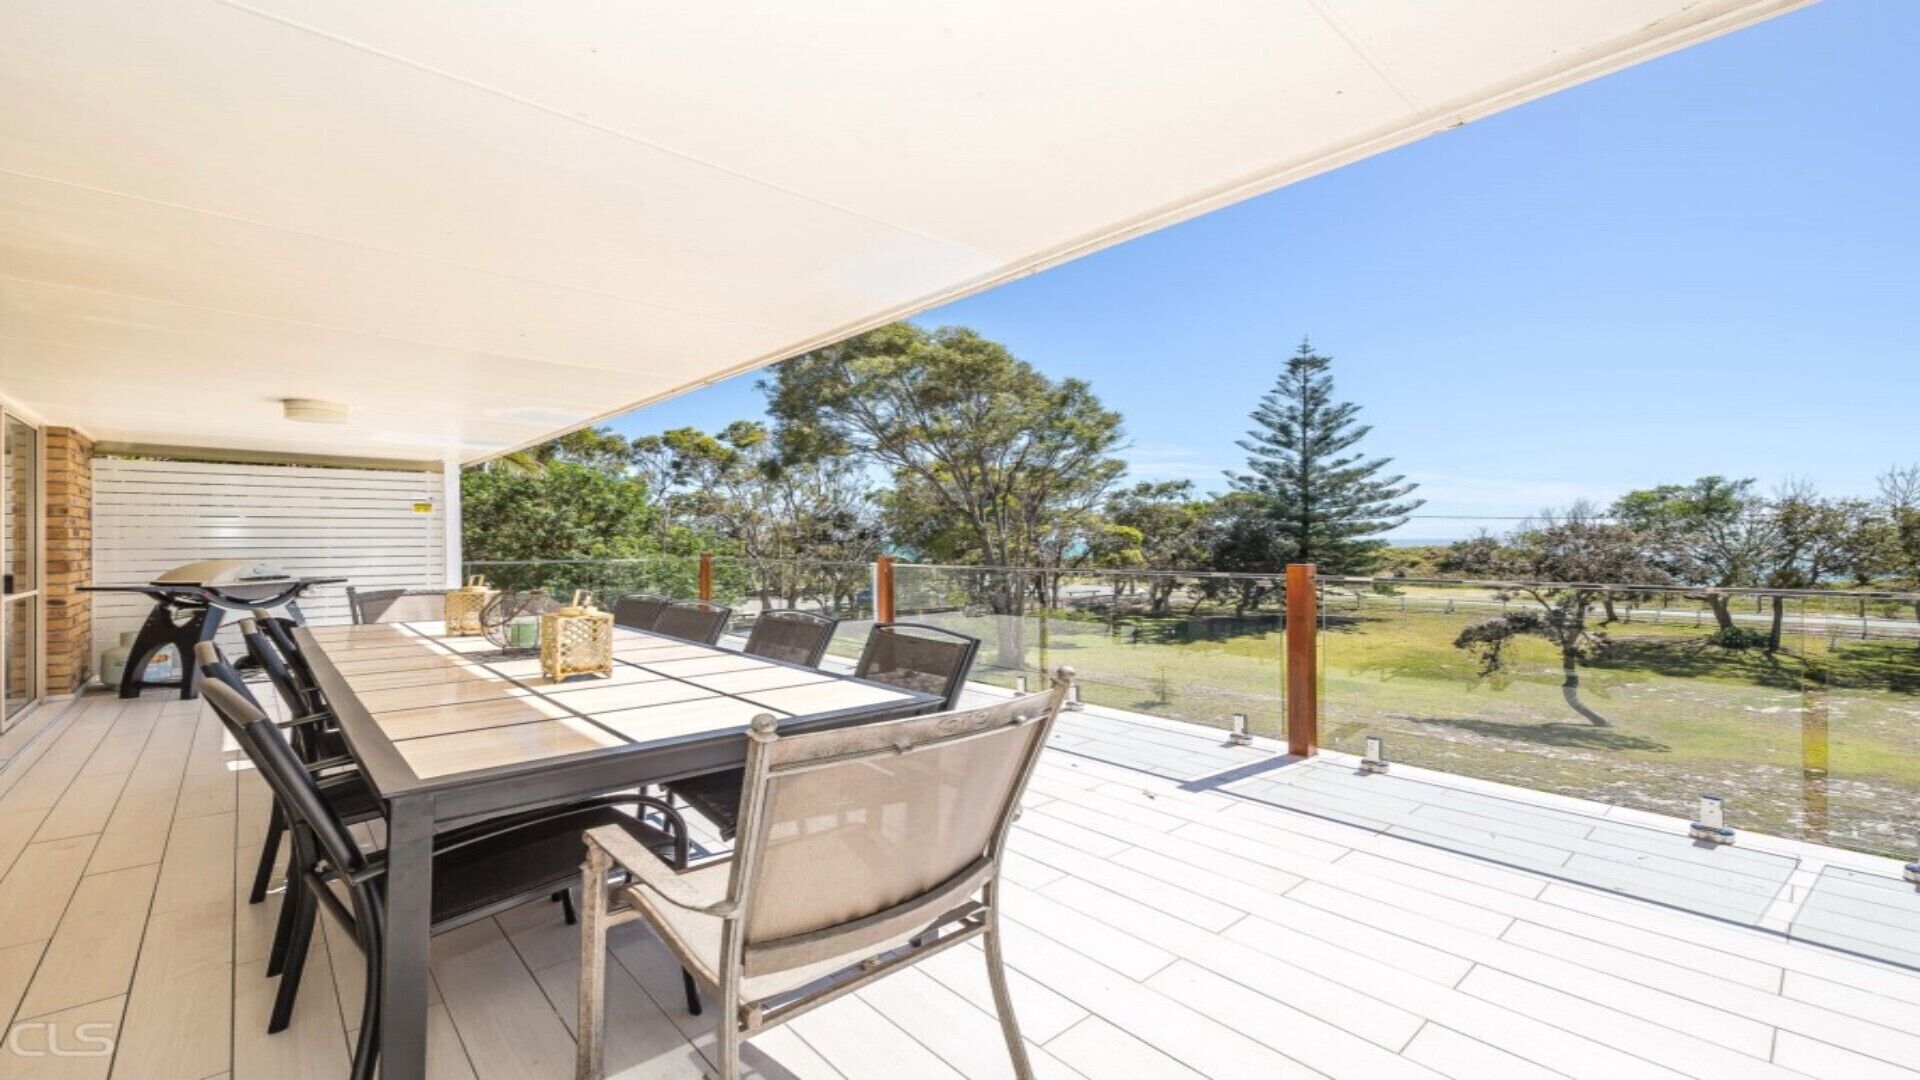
[585, 825, 735, 917]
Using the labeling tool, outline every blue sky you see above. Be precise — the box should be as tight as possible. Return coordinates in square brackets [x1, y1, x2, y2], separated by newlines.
[610, 1, 1918, 542]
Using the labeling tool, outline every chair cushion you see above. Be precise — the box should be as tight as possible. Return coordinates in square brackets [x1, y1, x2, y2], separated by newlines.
[630, 861, 929, 1002]
[664, 770, 744, 840]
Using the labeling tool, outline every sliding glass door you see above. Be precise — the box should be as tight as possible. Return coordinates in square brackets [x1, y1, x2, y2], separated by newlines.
[2, 412, 39, 727]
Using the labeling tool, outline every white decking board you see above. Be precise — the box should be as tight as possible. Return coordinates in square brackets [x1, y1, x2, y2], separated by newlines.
[0, 691, 1918, 1078]
[1224, 758, 1802, 924]
[1790, 865, 1920, 969]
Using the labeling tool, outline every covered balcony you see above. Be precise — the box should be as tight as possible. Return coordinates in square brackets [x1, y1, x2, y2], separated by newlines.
[7, 2, 1918, 1079]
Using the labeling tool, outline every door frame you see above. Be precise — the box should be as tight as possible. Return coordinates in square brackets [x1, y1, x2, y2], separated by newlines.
[1, 409, 46, 729]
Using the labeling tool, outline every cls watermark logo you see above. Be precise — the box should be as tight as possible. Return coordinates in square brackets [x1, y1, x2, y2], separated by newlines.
[5, 1020, 116, 1057]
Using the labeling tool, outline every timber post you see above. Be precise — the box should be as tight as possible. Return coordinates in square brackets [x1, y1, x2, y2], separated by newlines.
[1285, 563, 1318, 757]
[874, 555, 896, 624]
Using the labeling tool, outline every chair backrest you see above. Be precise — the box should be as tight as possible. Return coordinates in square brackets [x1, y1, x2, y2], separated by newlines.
[742, 610, 839, 667]
[853, 623, 981, 710]
[250, 609, 326, 713]
[237, 618, 307, 716]
[653, 600, 732, 645]
[348, 586, 447, 625]
[725, 671, 1071, 977]
[612, 594, 671, 631]
[194, 641, 261, 707]
[200, 679, 369, 878]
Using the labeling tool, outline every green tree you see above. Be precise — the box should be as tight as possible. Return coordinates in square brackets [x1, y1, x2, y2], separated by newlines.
[1451, 504, 1669, 726]
[1103, 481, 1217, 614]
[1875, 464, 1920, 629]
[461, 460, 713, 597]
[531, 427, 642, 474]
[1758, 482, 1875, 653]
[1432, 533, 1505, 577]
[1204, 493, 1291, 614]
[463, 461, 662, 561]
[1228, 339, 1422, 574]
[635, 421, 881, 613]
[1611, 476, 1777, 634]
[768, 322, 1126, 665]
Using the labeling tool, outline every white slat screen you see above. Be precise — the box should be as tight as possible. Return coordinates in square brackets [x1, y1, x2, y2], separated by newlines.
[91, 458, 447, 667]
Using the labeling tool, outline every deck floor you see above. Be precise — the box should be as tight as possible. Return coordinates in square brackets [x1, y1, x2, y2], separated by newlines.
[4, 689, 1920, 1079]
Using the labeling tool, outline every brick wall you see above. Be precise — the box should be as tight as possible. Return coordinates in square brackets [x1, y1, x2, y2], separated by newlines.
[43, 427, 93, 695]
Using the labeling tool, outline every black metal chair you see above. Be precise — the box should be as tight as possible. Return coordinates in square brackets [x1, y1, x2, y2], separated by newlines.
[852, 622, 981, 711]
[347, 586, 447, 625]
[195, 642, 382, 969]
[251, 608, 329, 717]
[211, 630, 578, 964]
[198, 679, 698, 1080]
[665, 621, 981, 840]
[653, 600, 733, 645]
[612, 593, 671, 631]
[740, 609, 839, 667]
[239, 618, 340, 755]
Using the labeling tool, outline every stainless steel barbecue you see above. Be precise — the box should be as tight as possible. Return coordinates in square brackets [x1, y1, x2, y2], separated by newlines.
[82, 559, 346, 699]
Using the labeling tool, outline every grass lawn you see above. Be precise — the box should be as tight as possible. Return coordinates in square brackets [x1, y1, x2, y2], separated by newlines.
[866, 595, 1920, 858]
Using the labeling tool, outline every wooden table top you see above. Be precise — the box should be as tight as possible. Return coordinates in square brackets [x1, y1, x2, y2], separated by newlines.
[299, 620, 935, 793]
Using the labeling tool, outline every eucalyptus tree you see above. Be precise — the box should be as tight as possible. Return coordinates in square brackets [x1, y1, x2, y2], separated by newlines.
[1102, 480, 1218, 613]
[1611, 476, 1779, 635]
[768, 322, 1126, 666]
[633, 421, 881, 612]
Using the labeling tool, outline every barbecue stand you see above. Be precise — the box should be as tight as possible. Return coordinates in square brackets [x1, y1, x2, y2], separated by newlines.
[82, 559, 346, 699]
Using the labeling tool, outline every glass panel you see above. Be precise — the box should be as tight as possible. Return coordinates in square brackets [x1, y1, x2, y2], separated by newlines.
[884, 564, 1285, 781]
[1790, 865, 1920, 969]
[1314, 578, 1920, 861]
[464, 556, 703, 608]
[1803, 590, 1920, 858]
[1222, 755, 1799, 925]
[3, 414, 34, 595]
[4, 599, 32, 719]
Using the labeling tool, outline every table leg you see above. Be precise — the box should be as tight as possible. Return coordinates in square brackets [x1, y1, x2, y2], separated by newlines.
[381, 797, 435, 1079]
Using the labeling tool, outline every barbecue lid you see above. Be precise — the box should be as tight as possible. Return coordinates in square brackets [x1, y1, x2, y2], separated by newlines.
[153, 559, 296, 587]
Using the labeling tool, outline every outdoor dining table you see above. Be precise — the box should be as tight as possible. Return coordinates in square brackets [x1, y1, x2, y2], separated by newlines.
[295, 618, 940, 1080]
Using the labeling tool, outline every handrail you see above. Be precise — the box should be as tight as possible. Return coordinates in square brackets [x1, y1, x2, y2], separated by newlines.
[462, 556, 1920, 603]
[1317, 575, 1920, 602]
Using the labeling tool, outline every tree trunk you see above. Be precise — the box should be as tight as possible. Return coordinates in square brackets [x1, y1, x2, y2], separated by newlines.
[988, 572, 1027, 671]
[1767, 595, 1786, 654]
[1149, 580, 1174, 615]
[1705, 593, 1735, 632]
[1601, 595, 1618, 624]
[1559, 650, 1609, 726]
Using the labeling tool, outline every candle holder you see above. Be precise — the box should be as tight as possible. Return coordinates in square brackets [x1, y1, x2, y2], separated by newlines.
[540, 590, 614, 681]
[445, 575, 498, 636]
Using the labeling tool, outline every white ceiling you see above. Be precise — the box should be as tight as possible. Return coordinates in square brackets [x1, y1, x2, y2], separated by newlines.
[0, 0, 1809, 464]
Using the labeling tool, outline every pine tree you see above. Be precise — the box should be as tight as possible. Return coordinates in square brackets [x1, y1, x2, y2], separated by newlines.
[1228, 339, 1423, 573]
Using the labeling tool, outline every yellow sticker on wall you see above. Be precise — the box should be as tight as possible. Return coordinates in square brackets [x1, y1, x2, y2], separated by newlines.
[412, 502, 433, 513]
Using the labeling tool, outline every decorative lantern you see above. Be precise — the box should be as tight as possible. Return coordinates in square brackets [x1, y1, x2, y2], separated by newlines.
[445, 575, 498, 636]
[540, 590, 615, 681]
